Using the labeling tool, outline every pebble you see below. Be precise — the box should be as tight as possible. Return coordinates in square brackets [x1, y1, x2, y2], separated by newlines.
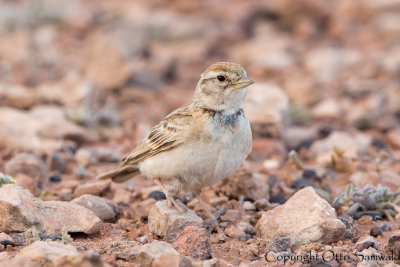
[49, 173, 62, 182]
[224, 226, 245, 239]
[370, 226, 383, 237]
[148, 191, 166, 201]
[148, 200, 203, 240]
[242, 201, 256, 211]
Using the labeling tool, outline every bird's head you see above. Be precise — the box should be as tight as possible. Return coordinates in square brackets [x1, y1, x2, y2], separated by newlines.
[193, 62, 255, 111]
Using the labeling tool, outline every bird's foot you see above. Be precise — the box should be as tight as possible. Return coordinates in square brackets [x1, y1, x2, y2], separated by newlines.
[167, 196, 187, 214]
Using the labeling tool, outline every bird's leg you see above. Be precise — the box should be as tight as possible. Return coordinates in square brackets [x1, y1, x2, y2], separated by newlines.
[154, 178, 185, 213]
[195, 190, 227, 241]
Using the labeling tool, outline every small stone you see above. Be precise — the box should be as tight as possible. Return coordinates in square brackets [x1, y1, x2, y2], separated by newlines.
[152, 253, 192, 267]
[82, 32, 132, 91]
[13, 174, 37, 193]
[148, 200, 203, 240]
[224, 226, 245, 239]
[357, 215, 374, 225]
[305, 47, 360, 82]
[255, 187, 345, 248]
[139, 236, 148, 244]
[387, 129, 400, 149]
[356, 236, 378, 251]
[388, 235, 400, 254]
[103, 241, 140, 262]
[312, 99, 342, 120]
[237, 221, 254, 234]
[74, 166, 88, 179]
[310, 131, 370, 167]
[0, 106, 93, 154]
[49, 174, 62, 182]
[0, 233, 14, 247]
[148, 191, 166, 201]
[172, 225, 211, 260]
[254, 199, 276, 210]
[243, 201, 256, 211]
[269, 194, 286, 204]
[49, 153, 67, 173]
[370, 226, 383, 237]
[5, 153, 47, 180]
[271, 236, 291, 252]
[338, 215, 358, 240]
[73, 180, 111, 197]
[71, 194, 118, 222]
[137, 241, 178, 267]
[220, 209, 242, 223]
[290, 178, 316, 189]
[380, 222, 392, 232]
[209, 196, 228, 206]
[18, 241, 78, 263]
[242, 83, 288, 137]
[218, 169, 269, 201]
[113, 189, 132, 204]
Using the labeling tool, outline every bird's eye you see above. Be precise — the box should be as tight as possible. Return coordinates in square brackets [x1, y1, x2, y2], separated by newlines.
[217, 75, 225, 82]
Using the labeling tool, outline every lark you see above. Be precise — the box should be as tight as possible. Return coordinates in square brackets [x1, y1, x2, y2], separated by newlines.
[97, 62, 254, 239]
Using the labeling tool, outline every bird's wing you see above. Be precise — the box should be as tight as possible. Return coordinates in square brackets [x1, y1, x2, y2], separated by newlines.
[120, 106, 193, 166]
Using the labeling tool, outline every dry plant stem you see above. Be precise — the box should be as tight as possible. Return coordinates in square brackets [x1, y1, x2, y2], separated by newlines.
[154, 178, 185, 213]
[195, 190, 227, 240]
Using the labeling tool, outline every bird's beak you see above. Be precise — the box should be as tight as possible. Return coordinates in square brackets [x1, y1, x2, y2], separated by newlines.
[231, 76, 255, 90]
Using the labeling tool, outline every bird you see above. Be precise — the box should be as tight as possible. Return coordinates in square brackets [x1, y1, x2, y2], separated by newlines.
[97, 62, 254, 240]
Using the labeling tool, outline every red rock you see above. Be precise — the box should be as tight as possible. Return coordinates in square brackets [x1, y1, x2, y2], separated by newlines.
[172, 225, 211, 260]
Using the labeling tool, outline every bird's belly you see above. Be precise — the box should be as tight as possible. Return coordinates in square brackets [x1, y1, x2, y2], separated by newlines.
[139, 117, 252, 191]
[138, 142, 220, 187]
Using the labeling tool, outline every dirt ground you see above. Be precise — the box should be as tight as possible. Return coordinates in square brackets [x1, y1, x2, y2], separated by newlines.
[1, 0, 400, 266]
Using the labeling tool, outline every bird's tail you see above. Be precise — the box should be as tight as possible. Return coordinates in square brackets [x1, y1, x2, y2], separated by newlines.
[96, 165, 140, 183]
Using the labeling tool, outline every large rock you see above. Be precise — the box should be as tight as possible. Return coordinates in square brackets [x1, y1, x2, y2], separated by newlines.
[71, 194, 118, 222]
[0, 185, 101, 234]
[148, 200, 203, 240]
[0, 106, 94, 154]
[242, 83, 288, 137]
[255, 187, 345, 248]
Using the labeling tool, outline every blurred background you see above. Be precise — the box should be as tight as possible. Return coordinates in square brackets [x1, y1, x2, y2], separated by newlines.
[0, 0, 400, 196]
[1, 1, 400, 264]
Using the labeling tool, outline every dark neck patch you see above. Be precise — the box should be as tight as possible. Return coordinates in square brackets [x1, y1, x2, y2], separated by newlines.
[202, 108, 244, 129]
